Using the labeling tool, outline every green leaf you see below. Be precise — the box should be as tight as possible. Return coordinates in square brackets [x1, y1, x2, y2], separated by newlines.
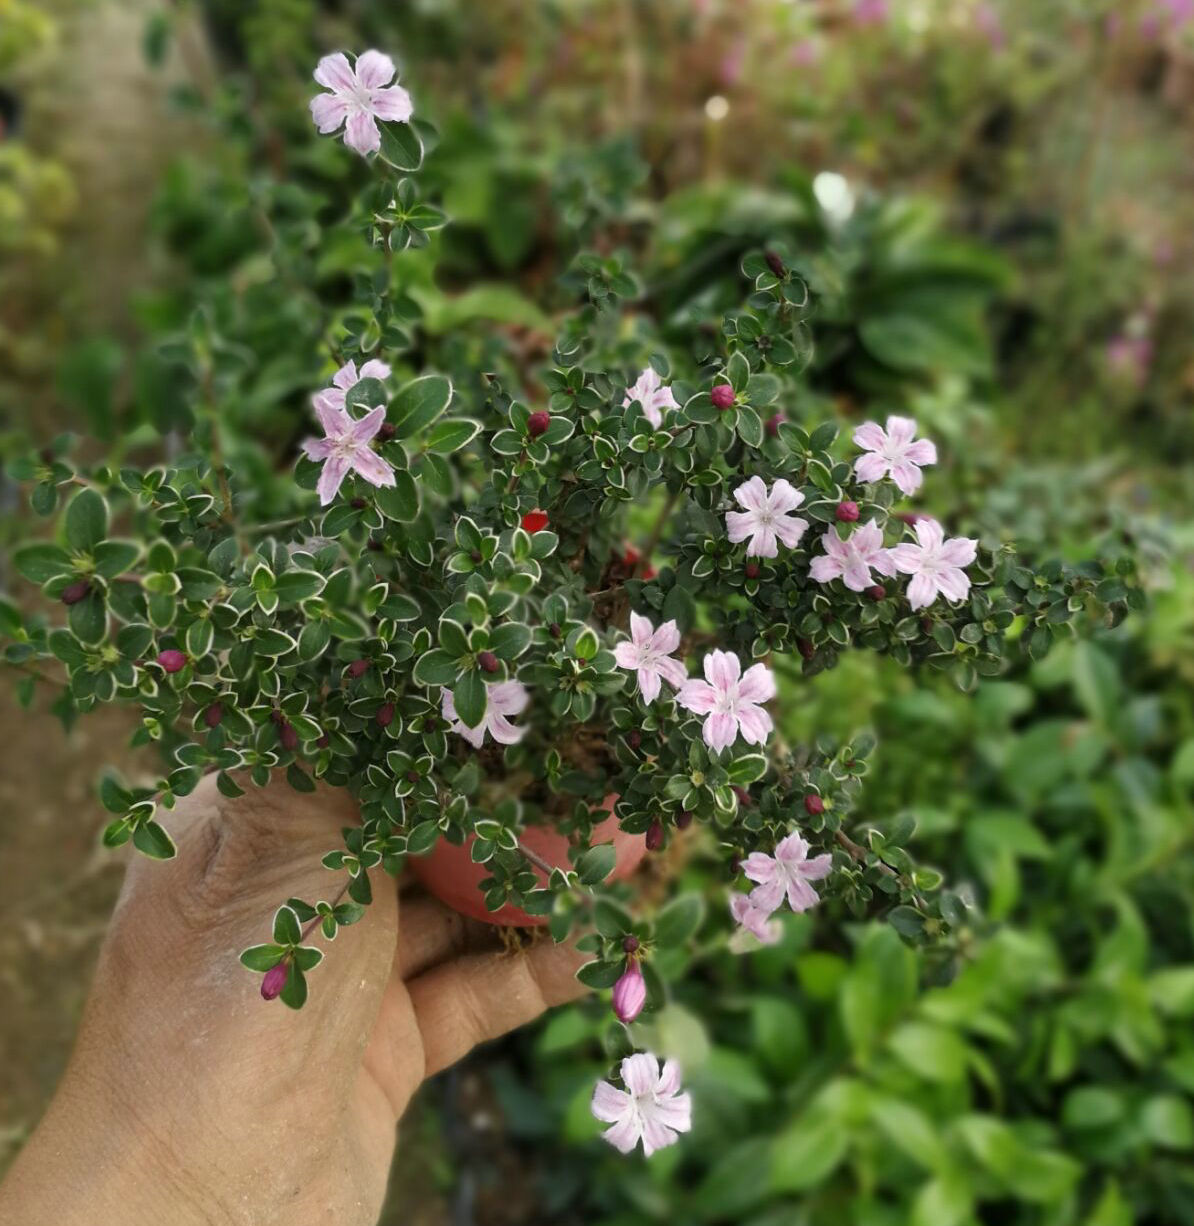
[452, 669, 487, 729]
[132, 819, 176, 860]
[390, 375, 452, 439]
[64, 487, 109, 551]
[654, 893, 704, 946]
[489, 622, 532, 660]
[414, 648, 460, 687]
[425, 418, 481, 454]
[576, 959, 624, 989]
[576, 842, 616, 886]
[13, 543, 72, 583]
[279, 962, 308, 1010]
[375, 470, 419, 521]
[377, 120, 424, 171]
[239, 944, 286, 971]
[273, 570, 325, 604]
[272, 905, 302, 946]
[92, 540, 141, 578]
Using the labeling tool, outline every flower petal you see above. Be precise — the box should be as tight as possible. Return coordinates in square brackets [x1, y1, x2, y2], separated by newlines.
[841, 554, 873, 592]
[742, 852, 779, 886]
[732, 476, 769, 512]
[854, 452, 890, 484]
[621, 1052, 661, 1097]
[889, 460, 924, 496]
[310, 92, 350, 133]
[735, 703, 773, 745]
[904, 438, 937, 465]
[884, 415, 918, 449]
[489, 681, 529, 715]
[774, 831, 810, 863]
[350, 447, 395, 489]
[657, 1058, 684, 1097]
[313, 52, 356, 92]
[651, 619, 682, 655]
[316, 454, 351, 506]
[302, 436, 334, 461]
[591, 1080, 631, 1124]
[359, 358, 393, 381]
[935, 566, 971, 603]
[725, 509, 759, 544]
[344, 110, 381, 156]
[629, 610, 654, 646]
[371, 84, 413, 123]
[853, 421, 887, 451]
[347, 404, 387, 443]
[808, 555, 842, 584]
[313, 388, 349, 435]
[614, 641, 641, 670]
[355, 49, 396, 89]
[888, 543, 923, 575]
[656, 656, 689, 691]
[771, 515, 808, 550]
[737, 663, 775, 704]
[746, 525, 778, 558]
[802, 853, 833, 881]
[939, 536, 978, 568]
[906, 572, 937, 610]
[487, 714, 525, 745]
[704, 711, 738, 752]
[677, 679, 718, 714]
[704, 649, 741, 691]
[637, 667, 662, 705]
[786, 875, 822, 913]
[913, 517, 945, 552]
[332, 360, 359, 390]
[767, 478, 804, 514]
[602, 1114, 643, 1154]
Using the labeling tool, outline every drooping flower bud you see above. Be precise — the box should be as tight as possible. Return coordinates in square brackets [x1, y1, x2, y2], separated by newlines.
[797, 637, 815, 660]
[157, 649, 187, 674]
[626, 729, 642, 750]
[612, 959, 647, 1024]
[260, 961, 289, 1001]
[675, 810, 694, 830]
[204, 702, 224, 729]
[376, 422, 397, 442]
[866, 584, 886, 601]
[710, 383, 735, 410]
[765, 250, 786, 278]
[521, 509, 549, 533]
[376, 702, 395, 727]
[527, 410, 551, 438]
[347, 658, 370, 678]
[765, 413, 784, 437]
[60, 579, 91, 606]
[803, 793, 825, 816]
[732, 785, 753, 807]
[646, 819, 664, 851]
[316, 734, 330, 748]
[835, 500, 860, 523]
[278, 720, 299, 752]
[478, 650, 500, 674]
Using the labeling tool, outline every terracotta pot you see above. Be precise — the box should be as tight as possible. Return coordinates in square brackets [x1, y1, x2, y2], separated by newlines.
[408, 795, 646, 926]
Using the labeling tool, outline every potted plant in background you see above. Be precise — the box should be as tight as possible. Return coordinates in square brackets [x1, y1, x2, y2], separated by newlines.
[0, 49, 1141, 1156]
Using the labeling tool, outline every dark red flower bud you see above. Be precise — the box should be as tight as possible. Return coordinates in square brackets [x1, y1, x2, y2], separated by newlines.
[804, 793, 825, 816]
[351, 496, 368, 510]
[316, 734, 330, 748]
[622, 934, 640, 953]
[745, 562, 761, 580]
[765, 413, 784, 437]
[549, 622, 562, 639]
[711, 383, 735, 410]
[269, 708, 284, 725]
[897, 512, 927, 526]
[732, 785, 753, 807]
[921, 617, 934, 635]
[406, 769, 420, 783]
[797, 637, 815, 660]
[367, 538, 384, 552]
[621, 546, 641, 567]
[279, 721, 299, 752]
[376, 702, 395, 727]
[376, 422, 396, 442]
[478, 650, 499, 674]
[347, 658, 370, 678]
[157, 649, 187, 674]
[866, 584, 886, 601]
[521, 509, 549, 533]
[527, 410, 551, 438]
[646, 819, 664, 851]
[835, 500, 860, 523]
[260, 961, 289, 1001]
[765, 250, 786, 278]
[676, 810, 694, 830]
[627, 729, 642, 750]
[470, 550, 483, 563]
[60, 579, 91, 606]
[204, 703, 224, 728]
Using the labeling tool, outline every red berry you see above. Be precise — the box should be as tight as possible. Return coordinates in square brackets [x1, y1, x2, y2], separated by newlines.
[60, 579, 90, 606]
[376, 702, 395, 727]
[204, 703, 224, 728]
[157, 649, 187, 674]
[347, 658, 370, 678]
[866, 584, 886, 601]
[804, 794, 825, 816]
[646, 819, 665, 851]
[765, 413, 784, 437]
[478, 650, 499, 674]
[521, 509, 549, 533]
[711, 383, 735, 410]
[835, 501, 860, 523]
[527, 410, 551, 438]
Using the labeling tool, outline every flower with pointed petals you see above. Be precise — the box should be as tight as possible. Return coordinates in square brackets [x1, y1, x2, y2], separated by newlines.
[309, 51, 413, 157]
[677, 650, 775, 753]
[743, 831, 833, 915]
[311, 359, 391, 423]
[614, 612, 687, 704]
[809, 520, 897, 593]
[725, 477, 809, 558]
[622, 367, 679, 430]
[889, 518, 977, 611]
[853, 416, 937, 496]
[441, 680, 529, 749]
[729, 892, 782, 946]
[301, 388, 395, 506]
[591, 1053, 692, 1156]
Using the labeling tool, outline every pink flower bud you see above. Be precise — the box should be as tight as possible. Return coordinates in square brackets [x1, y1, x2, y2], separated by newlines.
[765, 251, 786, 278]
[646, 819, 664, 851]
[527, 410, 551, 438]
[376, 702, 395, 727]
[612, 959, 646, 1024]
[347, 658, 370, 678]
[804, 793, 825, 816]
[204, 702, 224, 728]
[278, 720, 299, 752]
[61, 579, 91, 606]
[866, 584, 886, 601]
[478, 650, 499, 674]
[835, 501, 860, 523]
[676, 810, 694, 830]
[622, 934, 640, 953]
[710, 384, 735, 410]
[765, 413, 784, 437]
[157, 649, 187, 673]
[261, 961, 288, 1001]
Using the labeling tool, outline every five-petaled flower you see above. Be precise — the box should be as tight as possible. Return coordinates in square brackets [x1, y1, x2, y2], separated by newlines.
[677, 650, 775, 752]
[725, 477, 808, 558]
[743, 831, 833, 915]
[310, 51, 413, 157]
[441, 680, 529, 748]
[622, 367, 680, 430]
[808, 520, 897, 593]
[852, 416, 937, 496]
[614, 612, 687, 704]
[591, 1052, 692, 1156]
[312, 358, 391, 420]
[302, 382, 395, 507]
[889, 517, 977, 611]
[729, 892, 782, 946]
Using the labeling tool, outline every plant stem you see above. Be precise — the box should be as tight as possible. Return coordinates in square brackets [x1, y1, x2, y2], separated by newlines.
[517, 840, 557, 879]
[298, 879, 352, 944]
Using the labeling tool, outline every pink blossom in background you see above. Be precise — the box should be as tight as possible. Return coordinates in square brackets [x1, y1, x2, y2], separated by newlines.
[302, 397, 395, 506]
[591, 1053, 692, 1156]
[622, 367, 680, 429]
[718, 37, 747, 87]
[725, 477, 809, 558]
[743, 831, 833, 915]
[853, 416, 938, 496]
[852, 0, 890, 26]
[310, 51, 413, 157]
[614, 612, 688, 704]
[808, 520, 897, 592]
[788, 38, 823, 67]
[1106, 334, 1154, 386]
[441, 680, 529, 748]
[974, 3, 1006, 48]
[889, 518, 977, 611]
[729, 892, 782, 945]
[677, 650, 775, 752]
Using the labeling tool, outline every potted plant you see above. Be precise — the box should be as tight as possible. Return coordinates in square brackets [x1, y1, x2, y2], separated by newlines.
[0, 49, 1140, 1157]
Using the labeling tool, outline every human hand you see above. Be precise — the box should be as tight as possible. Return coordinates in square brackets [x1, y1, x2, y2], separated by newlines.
[0, 775, 587, 1226]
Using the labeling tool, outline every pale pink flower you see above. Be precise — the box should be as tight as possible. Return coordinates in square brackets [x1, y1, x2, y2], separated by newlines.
[612, 960, 647, 1023]
[302, 382, 395, 507]
[622, 367, 680, 429]
[441, 681, 529, 749]
[729, 892, 782, 946]
[677, 650, 775, 753]
[788, 38, 823, 67]
[853, 416, 937, 496]
[312, 359, 392, 422]
[852, 0, 890, 25]
[889, 518, 977, 611]
[591, 1053, 692, 1156]
[614, 612, 687, 704]
[725, 477, 809, 559]
[808, 520, 897, 593]
[309, 51, 413, 157]
[743, 831, 833, 915]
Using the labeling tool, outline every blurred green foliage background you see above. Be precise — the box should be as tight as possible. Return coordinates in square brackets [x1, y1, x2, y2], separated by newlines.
[2, 1, 1193, 1223]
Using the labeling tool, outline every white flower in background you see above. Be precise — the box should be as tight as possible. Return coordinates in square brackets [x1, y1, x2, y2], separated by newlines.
[889, 518, 977, 611]
[591, 1053, 692, 1156]
[622, 367, 680, 429]
[441, 681, 529, 748]
[743, 831, 833, 915]
[677, 650, 775, 753]
[808, 521, 897, 592]
[852, 416, 937, 496]
[725, 477, 809, 558]
[614, 612, 687, 704]
[310, 51, 413, 157]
